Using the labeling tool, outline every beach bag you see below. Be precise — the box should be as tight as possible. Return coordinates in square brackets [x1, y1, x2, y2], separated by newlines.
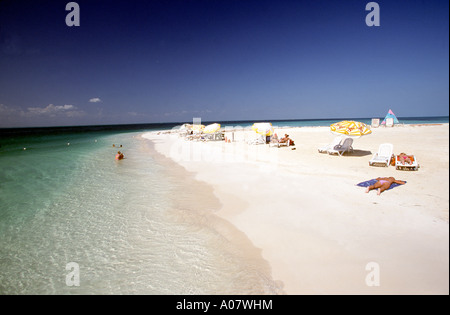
[390, 154, 396, 166]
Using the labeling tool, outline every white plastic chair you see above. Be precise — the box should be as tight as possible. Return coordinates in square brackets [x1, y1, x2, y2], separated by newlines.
[369, 143, 393, 167]
[327, 138, 354, 156]
[318, 135, 344, 153]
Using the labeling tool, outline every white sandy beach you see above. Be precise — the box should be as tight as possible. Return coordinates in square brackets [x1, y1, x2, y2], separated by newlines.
[143, 124, 449, 295]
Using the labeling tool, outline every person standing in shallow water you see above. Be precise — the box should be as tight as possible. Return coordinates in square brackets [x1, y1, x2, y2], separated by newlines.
[115, 151, 124, 160]
[365, 177, 405, 195]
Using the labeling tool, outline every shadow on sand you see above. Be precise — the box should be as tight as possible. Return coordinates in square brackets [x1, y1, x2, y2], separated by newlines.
[348, 150, 372, 157]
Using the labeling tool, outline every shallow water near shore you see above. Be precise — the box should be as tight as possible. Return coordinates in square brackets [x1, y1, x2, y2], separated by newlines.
[0, 130, 282, 294]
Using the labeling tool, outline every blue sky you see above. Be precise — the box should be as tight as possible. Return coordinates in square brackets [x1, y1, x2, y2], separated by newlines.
[0, 0, 448, 127]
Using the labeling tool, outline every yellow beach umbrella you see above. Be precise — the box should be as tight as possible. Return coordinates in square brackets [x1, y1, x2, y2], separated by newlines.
[330, 120, 372, 138]
[251, 122, 274, 136]
[203, 123, 221, 134]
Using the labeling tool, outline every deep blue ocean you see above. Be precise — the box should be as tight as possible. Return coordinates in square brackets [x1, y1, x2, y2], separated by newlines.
[0, 116, 447, 294]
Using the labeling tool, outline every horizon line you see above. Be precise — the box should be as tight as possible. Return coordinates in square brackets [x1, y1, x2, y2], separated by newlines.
[1, 115, 449, 131]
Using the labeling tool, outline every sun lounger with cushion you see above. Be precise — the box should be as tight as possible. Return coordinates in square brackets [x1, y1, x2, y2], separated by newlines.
[395, 155, 419, 171]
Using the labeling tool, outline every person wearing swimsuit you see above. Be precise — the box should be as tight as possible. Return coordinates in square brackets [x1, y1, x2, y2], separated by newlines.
[398, 153, 412, 165]
[365, 177, 406, 195]
[115, 151, 124, 160]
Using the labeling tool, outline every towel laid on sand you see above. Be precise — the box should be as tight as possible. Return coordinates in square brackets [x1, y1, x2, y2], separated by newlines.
[356, 179, 406, 191]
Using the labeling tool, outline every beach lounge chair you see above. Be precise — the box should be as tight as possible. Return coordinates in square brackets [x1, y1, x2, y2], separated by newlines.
[247, 135, 266, 145]
[202, 132, 224, 141]
[369, 143, 393, 167]
[269, 137, 290, 148]
[385, 117, 394, 127]
[395, 154, 419, 171]
[318, 136, 343, 153]
[270, 141, 290, 148]
[371, 118, 380, 128]
[327, 137, 354, 156]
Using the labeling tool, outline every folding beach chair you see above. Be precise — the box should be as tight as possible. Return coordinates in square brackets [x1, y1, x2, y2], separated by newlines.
[327, 138, 354, 156]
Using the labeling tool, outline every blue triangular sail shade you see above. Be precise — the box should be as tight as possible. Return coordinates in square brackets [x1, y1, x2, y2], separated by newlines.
[381, 109, 399, 125]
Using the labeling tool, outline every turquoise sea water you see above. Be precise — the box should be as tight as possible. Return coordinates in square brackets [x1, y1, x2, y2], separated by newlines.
[0, 116, 447, 294]
[216, 116, 449, 129]
[0, 129, 280, 294]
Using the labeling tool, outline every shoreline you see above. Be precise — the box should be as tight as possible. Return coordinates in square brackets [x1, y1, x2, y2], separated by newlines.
[138, 136, 285, 294]
[143, 124, 449, 294]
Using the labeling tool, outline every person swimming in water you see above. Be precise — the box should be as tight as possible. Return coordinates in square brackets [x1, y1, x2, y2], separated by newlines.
[365, 177, 406, 195]
[115, 151, 124, 160]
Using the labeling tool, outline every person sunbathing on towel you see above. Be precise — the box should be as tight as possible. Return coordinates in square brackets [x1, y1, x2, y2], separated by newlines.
[365, 177, 406, 195]
[398, 153, 412, 165]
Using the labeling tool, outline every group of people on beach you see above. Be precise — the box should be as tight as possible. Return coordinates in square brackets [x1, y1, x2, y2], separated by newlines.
[271, 133, 407, 195]
[366, 153, 410, 194]
[271, 133, 295, 146]
[366, 153, 411, 195]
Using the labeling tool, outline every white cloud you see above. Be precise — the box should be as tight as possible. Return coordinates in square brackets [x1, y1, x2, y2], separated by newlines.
[89, 97, 102, 103]
[25, 104, 85, 118]
[27, 104, 77, 116]
[0, 103, 87, 127]
[0, 103, 12, 113]
[27, 104, 71, 114]
[0, 103, 24, 116]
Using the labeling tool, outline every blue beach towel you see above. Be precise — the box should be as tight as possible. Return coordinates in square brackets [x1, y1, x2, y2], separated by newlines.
[356, 179, 406, 191]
